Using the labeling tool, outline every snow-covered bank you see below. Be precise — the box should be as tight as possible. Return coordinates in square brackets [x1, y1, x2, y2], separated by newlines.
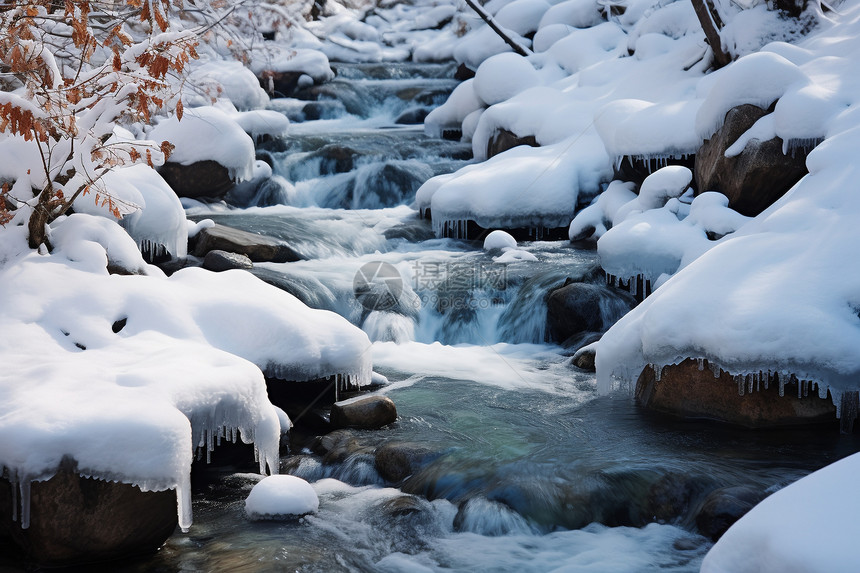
[594, 1, 860, 415]
[702, 452, 860, 573]
[0, 212, 371, 531]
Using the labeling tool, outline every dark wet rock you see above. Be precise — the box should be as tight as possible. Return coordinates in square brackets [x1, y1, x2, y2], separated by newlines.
[454, 63, 476, 81]
[571, 344, 597, 371]
[636, 359, 838, 428]
[395, 107, 431, 125]
[378, 495, 428, 517]
[159, 160, 233, 200]
[330, 395, 397, 430]
[258, 70, 306, 98]
[311, 430, 373, 464]
[0, 461, 176, 566]
[646, 473, 716, 524]
[191, 224, 303, 263]
[546, 282, 637, 344]
[202, 250, 253, 272]
[695, 104, 810, 217]
[486, 128, 539, 159]
[375, 442, 440, 483]
[695, 486, 766, 541]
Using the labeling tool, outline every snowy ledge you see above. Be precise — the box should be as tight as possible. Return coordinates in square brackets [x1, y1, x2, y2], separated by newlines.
[0, 214, 372, 531]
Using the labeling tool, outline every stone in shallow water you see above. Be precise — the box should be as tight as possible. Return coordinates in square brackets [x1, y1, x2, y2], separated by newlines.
[330, 395, 397, 430]
[203, 250, 254, 272]
[695, 486, 766, 541]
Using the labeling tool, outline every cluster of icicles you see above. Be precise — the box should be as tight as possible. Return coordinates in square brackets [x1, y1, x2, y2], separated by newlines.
[431, 217, 558, 240]
[613, 153, 693, 175]
[606, 273, 652, 302]
[647, 358, 860, 432]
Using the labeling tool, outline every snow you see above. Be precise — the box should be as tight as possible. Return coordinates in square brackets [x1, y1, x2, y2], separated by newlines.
[701, 453, 860, 573]
[594, 0, 860, 412]
[538, 0, 605, 30]
[424, 80, 484, 138]
[430, 137, 610, 236]
[245, 475, 319, 519]
[483, 230, 518, 250]
[186, 60, 270, 111]
[494, 0, 552, 37]
[79, 164, 188, 260]
[0, 213, 372, 530]
[149, 106, 256, 181]
[474, 53, 541, 107]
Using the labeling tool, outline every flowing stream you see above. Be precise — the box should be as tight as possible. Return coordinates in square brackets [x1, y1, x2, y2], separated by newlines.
[117, 62, 859, 572]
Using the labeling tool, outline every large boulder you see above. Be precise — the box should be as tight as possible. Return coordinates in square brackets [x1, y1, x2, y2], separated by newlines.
[330, 395, 397, 430]
[635, 359, 837, 428]
[158, 160, 234, 201]
[192, 224, 303, 263]
[0, 462, 176, 566]
[695, 104, 809, 217]
[546, 281, 637, 344]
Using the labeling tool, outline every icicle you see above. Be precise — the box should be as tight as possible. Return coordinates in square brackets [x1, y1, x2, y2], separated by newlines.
[10, 477, 17, 522]
[736, 375, 744, 396]
[697, 357, 704, 371]
[177, 473, 192, 533]
[20, 481, 31, 529]
[652, 363, 662, 382]
[709, 361, 720, 378]
[764, 371, 770, 390]
[746, 374, 753, 394]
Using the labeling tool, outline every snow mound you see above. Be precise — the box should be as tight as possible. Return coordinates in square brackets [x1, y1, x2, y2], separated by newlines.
[430, 136, 611, 237]
[0, 214, 373, 531]
[474, 53, 540, 106]
[424, 79, 484, 138]
[702, 453, 860, 573]
[245, 475, 319, 520]
[187, 60, 269, 111]
[150, 106, 256, 181]
[483, 229, 518, 250]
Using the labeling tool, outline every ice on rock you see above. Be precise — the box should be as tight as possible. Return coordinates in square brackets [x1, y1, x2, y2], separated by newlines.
[474, 53, 540, 107]
[245, 475, 319, 520]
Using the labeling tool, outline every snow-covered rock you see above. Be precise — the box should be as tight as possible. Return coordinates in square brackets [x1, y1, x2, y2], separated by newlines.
[245, 475, 319, 519]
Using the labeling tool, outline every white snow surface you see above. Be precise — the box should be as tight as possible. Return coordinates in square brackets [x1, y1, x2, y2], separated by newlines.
[701, 452, 860, 573]
[149, 106, 256, 181]
[72, 164, 188, 260]
[483, 230, 518, 250]
[595, 0, 860, 412]
[0, 214, 372, 530]
[245, 475, 319, 519]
